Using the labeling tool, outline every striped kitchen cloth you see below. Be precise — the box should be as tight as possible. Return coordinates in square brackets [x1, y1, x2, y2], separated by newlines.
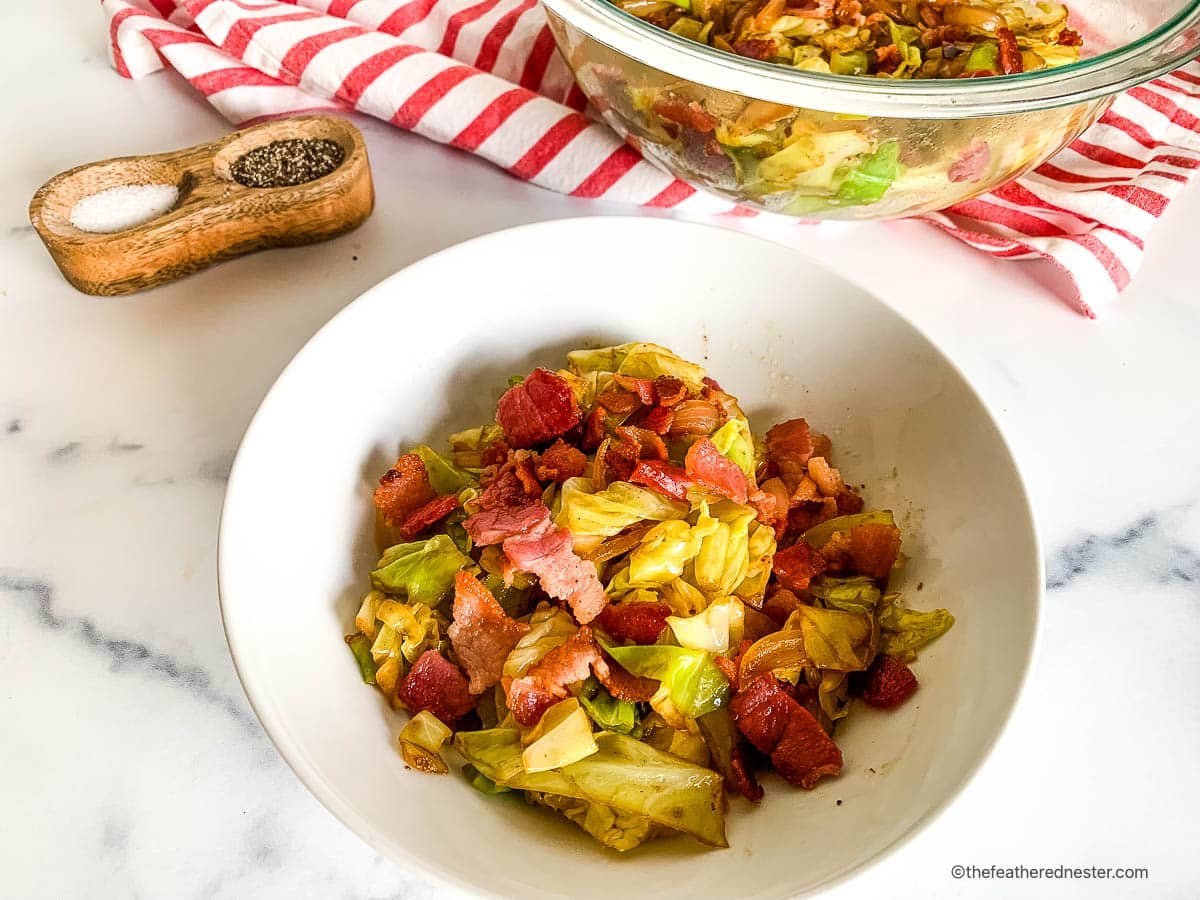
[104, 0, 1200, 317]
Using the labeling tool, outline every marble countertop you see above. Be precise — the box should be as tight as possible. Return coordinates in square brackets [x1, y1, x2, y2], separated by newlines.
[3, 4, 1198, 899]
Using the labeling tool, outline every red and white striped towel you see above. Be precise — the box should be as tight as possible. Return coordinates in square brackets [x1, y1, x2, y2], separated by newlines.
[104, 0, 1200, 316]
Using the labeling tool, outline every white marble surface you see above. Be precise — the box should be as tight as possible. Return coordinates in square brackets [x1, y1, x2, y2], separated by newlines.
[3, 3, 1199, 899]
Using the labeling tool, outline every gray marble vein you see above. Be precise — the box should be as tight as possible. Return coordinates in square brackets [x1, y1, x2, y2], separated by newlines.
[1046, 512, 1200, 591]
[0, 572, 258, 733]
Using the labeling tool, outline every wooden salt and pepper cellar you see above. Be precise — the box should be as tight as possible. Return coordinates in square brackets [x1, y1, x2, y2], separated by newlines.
[29, 116, 374, 296]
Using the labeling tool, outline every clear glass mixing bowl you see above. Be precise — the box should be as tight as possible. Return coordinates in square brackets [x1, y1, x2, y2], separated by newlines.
[541, 0, 1200, 218]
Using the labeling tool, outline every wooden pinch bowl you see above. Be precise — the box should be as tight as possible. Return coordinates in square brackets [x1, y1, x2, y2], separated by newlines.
[28, 115, 374, 296]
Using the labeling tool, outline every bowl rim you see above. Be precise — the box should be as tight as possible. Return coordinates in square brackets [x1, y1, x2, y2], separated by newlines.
[543, 0, 1200, 118]
[216, 216, 1045, 898]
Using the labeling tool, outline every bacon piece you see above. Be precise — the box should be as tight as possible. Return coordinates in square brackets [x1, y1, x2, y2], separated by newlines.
[478, 463, 540, 512]
[733, 38, 776, 60]
[630, 459, 693, 501]
[640, 405, 675, 435]
[595, 600, 672, 645]
[948, 139, 991, 184]
[729, 745, 764, 802]
[503, 525, 607, 624]
[685, 437, 749, 503]
[731, 675, 842, 789]
[1057, 27, 1082, 46]
[653, 376, 687, 407]
[616, 425, 668, 462]
[857, 655, 919, 709]
[397, 650, 476, 726]
[713, 655, 739, 689]
[480, 440, 510, 468]
[762, 587, 804, 625]
[996, 27, 1023, 74]
[495, 368, 582, 449]
[536, 439, 588, 483]
[612, 374, 655, 405]
[773, 540, 827, 591]
[765, 419, 814, 492]
[602, 436, 640, 482]
[448, 572, 531, 694]
[582, 406, 608, 451]
[832, 0, 863, 25]
[820, 523, 901, 581]
[807, 456, 863, 514]
[652, 96, 718, 133]
[596, 386, 641, 415]
[507, 627, 602, 725]
[595, 654, 659, 701]
[874, 43, 902, 73]
[464, 501, 552, 546]
[399, 494, 460, 540]
[374, 454, 435, 527]
[755, 478, 790, 531]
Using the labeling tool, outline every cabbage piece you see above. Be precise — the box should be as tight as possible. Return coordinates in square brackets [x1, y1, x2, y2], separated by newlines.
[345, 633, 377, 684]
[526, 792, 656, 851]
[811, 576, 882, 613]
[482, 572, 533, 618]
[463, 764, 513, 794]
[557, 477, 688, 539]
[398, 709, 452, 773]
[448, 423, 506, 468]
[836, 140, 901, 205]
[879, 602, 955, 661]
[578, 676, 641, 735]
[375, 656, 402, 700]
[787, 605, 876, 672]
[709, 418, 756, 479]
[455, 729, 727, 847]
[692, 500, 756, 597]
[659, 577, 710, 616]
[567, 342, 707, 393]
[522, 699, 599, 773]
[371, 535, 472, 607]
[817, 670, 850, 723]
[599, 639, 729, 718]
[627, 516, 717, 586]
[556, 368, 609, 410]
[355, 590, 385, 639]
[667, 596, 745, 655]
[502, 604, 577, 679]
[735, 521, 776, 604]
[370, 598, 443, 667]
[412, 444, 478, 495]
[758, 129, 872, 190]
[643, 714, 710, 766]
[802, 510, 895, 549]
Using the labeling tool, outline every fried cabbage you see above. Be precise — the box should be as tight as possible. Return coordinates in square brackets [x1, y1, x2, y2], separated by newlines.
[557, 477, 689, 539]
[667, 596, 745, 655]
[787, 606, 876, 672]
[398, 709, 452, 774]
[879, 601, 955, 661]
[600, 639, 730, 718]
[370, 535, 472, 607]
[578, 676, 641, 735]
[502, 604, 577, 679]
[454, 728, 727, 847]
[567, 342, 707, 393]
[412, 444, 478, 495]
[691, 500, 756, 596]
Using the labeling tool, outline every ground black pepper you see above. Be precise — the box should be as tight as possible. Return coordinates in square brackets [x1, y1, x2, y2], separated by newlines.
[231, 138, 345, 188]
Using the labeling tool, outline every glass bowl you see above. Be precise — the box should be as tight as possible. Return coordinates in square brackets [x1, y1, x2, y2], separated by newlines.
[541, 0, 1200, 219]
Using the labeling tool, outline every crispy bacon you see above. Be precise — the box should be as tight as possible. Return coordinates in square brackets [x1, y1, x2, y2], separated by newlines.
[652, 96, 718, 133]
[733, 38, 777, 60]
[616, 425, 669, 461]
[629, 459, 692, 501]
[478, 464, 540, 512]
[374, 454, 435, 527]
[874, 43, 902, 73]
[685, 437, 749, 503]
[640, 405, 676, 435]
[507, 627, 602, 725]
[713, 655, 739, 689]
[397, 650, 476, 726]
[1057, 27, 1082, 46]
[503, 524, 607, 624]
[820, 523, 901, 581]
[612, 374, 655, 405]
[807, 456, 864, 514]
[729, 744, 765, 802]
[480, 440, 510, 468]
[582, 406, 608, 451]
[448, 572, 531, 694]
[857, 654, 919, 709]
[772, 540, 827, 591]
[996, 26, 1023, 74]
[653, 376, 687, 407]
[765, 419, 814, 492]
[731, 675, 842, 789]
[496, 368, 582, 449]
[536, 439, 588, 483]
[762, 587, 804, 625]
[602, 436, 640, 482]
[464, 501, 551, 546]
[596, 386, 641, 415]
[595, 654, 659, 701]
[398, 494, 460, 540]
[595, 600, 672, 645]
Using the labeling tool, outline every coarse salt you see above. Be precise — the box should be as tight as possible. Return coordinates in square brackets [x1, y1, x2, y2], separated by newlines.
[69, 183, 179, 234]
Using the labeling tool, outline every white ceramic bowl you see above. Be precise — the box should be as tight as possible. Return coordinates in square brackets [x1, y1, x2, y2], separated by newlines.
[218, 217, 1041, 899]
